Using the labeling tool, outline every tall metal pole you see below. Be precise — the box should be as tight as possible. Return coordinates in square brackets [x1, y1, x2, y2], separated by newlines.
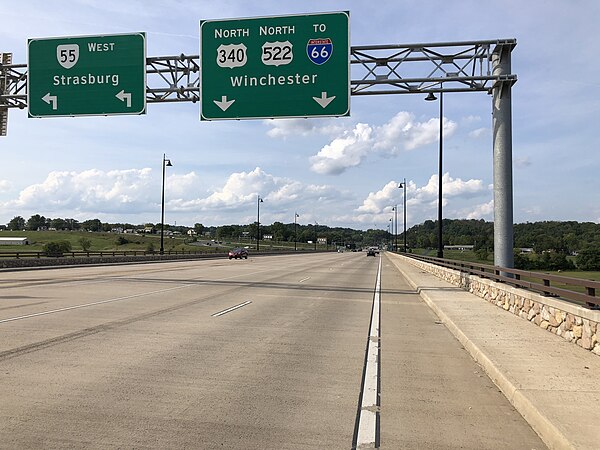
[403, 178, 407, 252]
[314, 222, 317, 251]
[492, 44, 514, 270]
[294, 212, 299, 251]
[395, 204, 398, 252]
[399, 179, 407, 252]
[160, 153, 171, 255]
[257, 195, 262, 252]
[437, 91, 444, 258]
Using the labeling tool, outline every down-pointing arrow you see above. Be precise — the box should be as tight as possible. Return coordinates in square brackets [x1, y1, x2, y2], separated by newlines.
[312, 92, 336, 108]
[42, 93, 57, 110]
[116, 90, 132, 107]
[213, 96, 235, 112]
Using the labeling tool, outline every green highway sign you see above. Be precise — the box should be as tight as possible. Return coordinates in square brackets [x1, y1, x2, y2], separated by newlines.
[28, 33, 146, 117]
[200, 12, 349, 120]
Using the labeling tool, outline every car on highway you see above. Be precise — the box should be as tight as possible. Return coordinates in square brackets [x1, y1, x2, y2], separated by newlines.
[228, 248, 249, 260]
[367, 247, 379, 256]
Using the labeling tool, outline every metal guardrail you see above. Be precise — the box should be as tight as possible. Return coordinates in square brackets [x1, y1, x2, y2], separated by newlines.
[405, 253, 600, 309]
[0, 250, 212, 259]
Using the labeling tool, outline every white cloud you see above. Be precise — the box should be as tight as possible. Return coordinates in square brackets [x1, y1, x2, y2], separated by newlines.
[309, 123, 373, 175]
[514, 156, 532, 168]
[354, 174, 489, 227]
[0, 166, 351, 226]
[264, 118, 345, 138]
[309, 112, 457, 175]
[465, 200, 494, 219]
[462, 115, 482, 124]
[468, 127, 490, 138]
[4, 169, 155, 213]
[0, 180, 11, 192]
[357, 180, 406, 214]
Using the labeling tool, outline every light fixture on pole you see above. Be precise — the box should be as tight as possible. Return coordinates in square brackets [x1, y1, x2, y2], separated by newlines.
[257, 195, 263, 252]
[425, 89, 444, 258]
[294, 212, 299, 251]
[160, 153, 172, 255]
[399, 178, 407, 252]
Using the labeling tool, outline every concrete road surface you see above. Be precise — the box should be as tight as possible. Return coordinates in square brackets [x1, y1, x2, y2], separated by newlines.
[0, 253, 545, 449]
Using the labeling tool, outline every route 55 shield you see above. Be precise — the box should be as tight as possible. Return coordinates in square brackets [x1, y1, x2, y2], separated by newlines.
[56, 44, 79, 69]
[307, 38, 333, 65]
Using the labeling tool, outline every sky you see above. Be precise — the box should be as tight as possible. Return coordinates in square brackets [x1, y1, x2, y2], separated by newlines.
[1, 0, 599, 231]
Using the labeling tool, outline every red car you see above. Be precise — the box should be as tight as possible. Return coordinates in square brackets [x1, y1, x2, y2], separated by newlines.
[228, 248, 249, 259]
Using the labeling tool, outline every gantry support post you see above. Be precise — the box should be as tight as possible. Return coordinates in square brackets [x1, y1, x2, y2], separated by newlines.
[492, 43, 516, 270]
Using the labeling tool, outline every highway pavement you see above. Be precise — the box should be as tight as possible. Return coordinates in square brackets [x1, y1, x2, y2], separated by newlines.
[0, 253, 545, 449]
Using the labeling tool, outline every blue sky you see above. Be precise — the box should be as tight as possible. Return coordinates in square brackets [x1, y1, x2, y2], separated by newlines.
[1, 0, 599, 230]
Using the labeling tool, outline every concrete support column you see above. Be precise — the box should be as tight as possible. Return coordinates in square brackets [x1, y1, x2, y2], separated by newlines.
[492, 44, 514, 269]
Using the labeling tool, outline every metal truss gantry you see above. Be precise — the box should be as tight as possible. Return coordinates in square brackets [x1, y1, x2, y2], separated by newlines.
[1, 39, 516, 107]
[0, 39, 517, 268]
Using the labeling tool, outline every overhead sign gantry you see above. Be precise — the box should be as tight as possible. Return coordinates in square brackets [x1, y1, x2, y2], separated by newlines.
[199, 12, 350, 120]
[1, 22, 517, 271]
[27, 33, 146, 117]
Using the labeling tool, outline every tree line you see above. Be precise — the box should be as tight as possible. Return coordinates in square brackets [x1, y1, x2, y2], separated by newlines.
[3, 215, 600, 269]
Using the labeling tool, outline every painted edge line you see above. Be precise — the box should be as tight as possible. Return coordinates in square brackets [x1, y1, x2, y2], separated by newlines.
[356, 256, 382, 448]
[211, 300, 252, 317]
[298, 276, 311, 283]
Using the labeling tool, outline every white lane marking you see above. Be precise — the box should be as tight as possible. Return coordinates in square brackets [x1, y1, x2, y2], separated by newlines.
[357, 256, 382, 448]
[211, 301, 252, 317]
[0, 284, 190, 325]
[298, 276, 311, 283]
[0, 266, 281, 325]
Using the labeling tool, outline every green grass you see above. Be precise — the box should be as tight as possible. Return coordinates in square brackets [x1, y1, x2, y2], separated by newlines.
[0, 231, 327, 253]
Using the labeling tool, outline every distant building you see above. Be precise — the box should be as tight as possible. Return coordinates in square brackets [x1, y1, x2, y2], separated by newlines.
[444, 245, 474, 251]
[0, 237, 29, 245]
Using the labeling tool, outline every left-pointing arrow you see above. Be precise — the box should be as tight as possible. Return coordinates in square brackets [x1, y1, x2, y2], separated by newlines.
[116, 90, 132, 107]
[42, 93, 57, 110]
[213, 96, 235, 112]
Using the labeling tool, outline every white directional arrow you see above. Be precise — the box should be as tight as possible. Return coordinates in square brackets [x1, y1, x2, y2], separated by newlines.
[42, 93, 57, 110]
[213, 96, 235, 112]
[312, 92, 336, 109]
[116, 90, 132, 108]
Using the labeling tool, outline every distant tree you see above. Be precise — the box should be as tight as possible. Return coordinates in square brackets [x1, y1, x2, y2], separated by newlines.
[81, 219, 102, 232]
[576, 247, 600, 271]
[43, 240, 72, 257]
[26, 214, 47, 231]
[50, 218, 68, 230]
[78, 237, 92, 252]
[194, 223, 205, 235]
[475, 247, 490, 262]
[115, 236, 129, 246]
[7, 216, 25, 231]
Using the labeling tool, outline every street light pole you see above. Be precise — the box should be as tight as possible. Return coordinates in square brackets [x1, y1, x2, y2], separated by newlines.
[294, 212, 299, 251]
[314, 222, 318, 251]
[426, 90, 444, 258]
[394, 204, 398, 252]
[160, 153, 172, 255]
[257, 195, 263, 252]
[399, 178, 407, 252]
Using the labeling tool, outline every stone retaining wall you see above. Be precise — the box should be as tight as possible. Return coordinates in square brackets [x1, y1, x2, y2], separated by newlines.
[405, 256, 600, 356]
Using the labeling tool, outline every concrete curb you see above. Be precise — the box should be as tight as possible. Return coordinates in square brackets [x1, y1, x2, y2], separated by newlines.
[389, 255, 575, 450]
